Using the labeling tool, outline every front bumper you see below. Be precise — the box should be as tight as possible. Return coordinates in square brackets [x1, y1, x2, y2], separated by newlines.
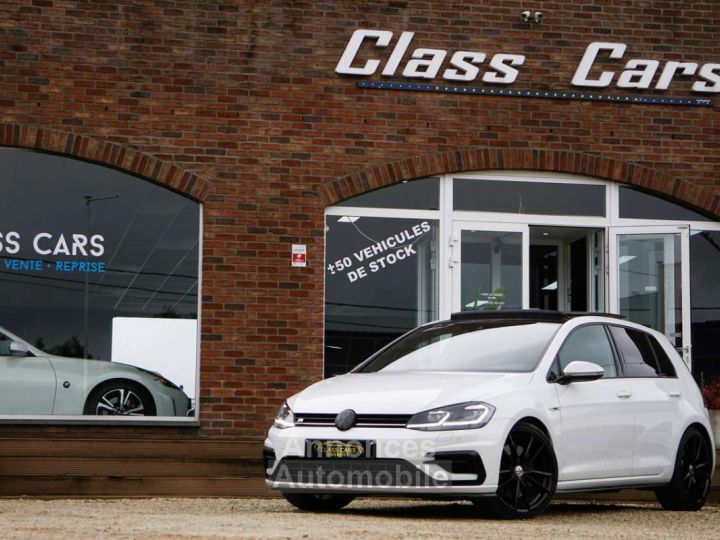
[264, 420, 511, 495]
[151, 385, 192, 417]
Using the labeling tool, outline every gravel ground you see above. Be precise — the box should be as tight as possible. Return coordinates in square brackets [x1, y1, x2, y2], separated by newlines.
[0, 497, 717, 539]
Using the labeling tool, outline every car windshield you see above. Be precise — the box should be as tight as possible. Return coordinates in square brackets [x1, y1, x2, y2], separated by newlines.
[357, 321, 560, 373]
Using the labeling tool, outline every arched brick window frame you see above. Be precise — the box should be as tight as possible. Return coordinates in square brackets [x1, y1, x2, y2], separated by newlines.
[320, 148, 720, 218]
[0, 123, 210, 202]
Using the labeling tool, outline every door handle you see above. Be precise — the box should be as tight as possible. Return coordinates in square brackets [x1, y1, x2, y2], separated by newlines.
[616, 390, 632, 399]
[668, 391, 681, 399]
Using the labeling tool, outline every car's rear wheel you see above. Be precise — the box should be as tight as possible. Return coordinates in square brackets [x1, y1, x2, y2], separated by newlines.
[281, 492, 355, 512]
[655, 427, 712, 511]
[474, 422, 557, 519]
[83, 380, 157, 416]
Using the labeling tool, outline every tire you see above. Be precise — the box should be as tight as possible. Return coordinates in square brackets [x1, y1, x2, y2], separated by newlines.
[281, 492, 355, 512]
[655, 427, 712, 511]
[474, 422, 557, 519]
[83, 380, 157, 416]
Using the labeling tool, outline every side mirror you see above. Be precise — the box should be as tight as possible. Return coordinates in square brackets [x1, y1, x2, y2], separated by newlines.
[557, 360, 604, 385]
[9, 341, 30, 357]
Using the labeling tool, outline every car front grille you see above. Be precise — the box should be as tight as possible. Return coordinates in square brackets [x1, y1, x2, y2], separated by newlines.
[294, 413, 412, 428]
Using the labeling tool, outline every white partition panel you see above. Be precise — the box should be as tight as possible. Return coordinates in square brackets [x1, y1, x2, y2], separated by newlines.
[112, 317, 197, 399]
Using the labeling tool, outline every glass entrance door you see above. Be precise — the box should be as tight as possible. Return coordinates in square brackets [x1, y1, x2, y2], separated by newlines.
[609, 226, 691, 366]
[451, 222, 529, 312]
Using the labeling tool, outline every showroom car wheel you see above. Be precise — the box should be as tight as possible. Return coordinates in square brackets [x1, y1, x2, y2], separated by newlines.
[83, 381, 157, 416]
[474, 422, 557, 519]
[655, 427, 712, 511]
[281, 492, 355, 512]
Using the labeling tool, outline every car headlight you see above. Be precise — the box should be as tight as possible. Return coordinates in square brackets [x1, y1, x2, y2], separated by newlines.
[274, 401, 295, 429]
[150, 373, 179, 389]
[406, 401, 495, 431]
[136, 367, 181, 390]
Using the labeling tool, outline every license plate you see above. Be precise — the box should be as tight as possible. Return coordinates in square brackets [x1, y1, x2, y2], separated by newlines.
[306, 439, 375, 459]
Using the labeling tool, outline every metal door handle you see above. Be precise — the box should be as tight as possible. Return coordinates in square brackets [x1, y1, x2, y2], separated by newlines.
[616, 390, 632, 399]
[668, 391, 681, 399]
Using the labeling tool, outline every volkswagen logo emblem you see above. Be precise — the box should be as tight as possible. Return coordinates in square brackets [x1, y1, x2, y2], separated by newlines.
[335, 409, 356, 431]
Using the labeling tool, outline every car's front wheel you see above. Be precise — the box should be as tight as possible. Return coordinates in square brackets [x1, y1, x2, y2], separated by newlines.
[474, 422, 557, 519]
[83, 380, 157, 416]
[655, 426, 712, 511]
[281, 492, 355, 512]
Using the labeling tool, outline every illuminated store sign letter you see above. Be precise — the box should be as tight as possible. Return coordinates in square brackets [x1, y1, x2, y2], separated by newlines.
[483, 54, 525, 84]
[617, 59, 660, 88]
[402, 48, 447, 79]
[382, 31, 415, 76]
[443, 51, 486, 81]
[655, 61, 698, 90]
[572, 42, 627, 88]
[335, 29, 394, 76]
[694, 63, 720, 93]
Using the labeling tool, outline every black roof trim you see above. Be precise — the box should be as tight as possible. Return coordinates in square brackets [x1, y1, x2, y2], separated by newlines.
[449, 309, 625, 323]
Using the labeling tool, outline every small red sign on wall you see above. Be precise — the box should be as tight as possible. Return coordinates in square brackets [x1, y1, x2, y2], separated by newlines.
[291, 244, 307, 267]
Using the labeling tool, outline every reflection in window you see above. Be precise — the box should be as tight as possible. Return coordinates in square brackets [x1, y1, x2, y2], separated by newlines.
[0, 149, 199, 418]
[324, 216, 438, 376]
[609, 326, 659, 378]
[691, 231, 720, 384]
[335, 177, 439, 210]
[559, 325, 616, 377]
[617, 233, 681, 346]
[460, 229, 522, 311]
[619, 186, 711, 221]
[358, 322, 559, 373]
[454, 179, 605, 216]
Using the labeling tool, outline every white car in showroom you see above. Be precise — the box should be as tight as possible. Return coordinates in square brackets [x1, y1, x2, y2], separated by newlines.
[0, 326, 190, 417]
[265, 311, 715, 519]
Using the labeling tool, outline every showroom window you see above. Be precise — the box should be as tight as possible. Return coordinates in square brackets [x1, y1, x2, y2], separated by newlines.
[0, 148, 200, 420]
[325, 172, 720, 387]
[325, 214, 438, 376]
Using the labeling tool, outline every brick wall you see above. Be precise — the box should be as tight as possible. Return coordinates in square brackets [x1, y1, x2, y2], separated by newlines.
[1, 0, 720, 441]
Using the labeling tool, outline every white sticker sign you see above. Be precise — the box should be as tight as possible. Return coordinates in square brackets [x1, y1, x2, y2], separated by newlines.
[327, 221, 431, 282]
[291, 244, 307, 267]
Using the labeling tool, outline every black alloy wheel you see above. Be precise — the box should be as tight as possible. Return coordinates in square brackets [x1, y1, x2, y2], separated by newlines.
[282, 492, 355, 512]
[475, 422, 557, 519]
[655, 427, 712, 511]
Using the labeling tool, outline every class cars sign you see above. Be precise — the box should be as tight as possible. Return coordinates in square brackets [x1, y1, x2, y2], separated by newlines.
[336, 29, 719, 105]
[0, 231, 106, 273]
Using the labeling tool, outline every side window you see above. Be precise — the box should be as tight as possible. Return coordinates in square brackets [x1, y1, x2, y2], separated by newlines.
[558, 325, 617, 378]
[649, 336, 677, 378]
[609, 326, 658, 377]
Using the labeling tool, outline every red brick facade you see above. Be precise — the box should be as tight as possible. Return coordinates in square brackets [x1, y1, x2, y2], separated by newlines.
[1, 0, 720, 450]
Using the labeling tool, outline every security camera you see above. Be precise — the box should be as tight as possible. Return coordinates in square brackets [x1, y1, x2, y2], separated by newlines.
[520, 10, 531, 23]
[534, 11, 544, 23]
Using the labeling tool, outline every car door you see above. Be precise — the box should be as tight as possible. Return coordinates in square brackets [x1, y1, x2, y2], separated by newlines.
[554, 324, 635, 481]
[0, 332, 57, 414]
[607, 325, 683, 476]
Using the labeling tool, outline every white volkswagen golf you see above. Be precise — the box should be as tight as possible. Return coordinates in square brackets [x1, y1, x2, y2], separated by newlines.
[265, 311, 715, 518]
